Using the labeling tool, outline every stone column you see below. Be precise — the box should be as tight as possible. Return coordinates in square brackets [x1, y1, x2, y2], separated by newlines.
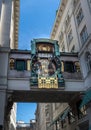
[0, 1, 11, 129]
[0, 49, 9, 129]
[0, 90, 6, 130]
[0, 0, 12, 47]
[87, 103, 91, 129]
[0, 0, 2, 18]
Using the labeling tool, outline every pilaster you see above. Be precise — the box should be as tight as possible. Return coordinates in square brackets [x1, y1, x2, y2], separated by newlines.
[0, 90, 6, 130]
[0, 47, 10, 130]
[0, 0, 12, 47]
[0, 0, 2, 19]
[87, 103, 91, 129]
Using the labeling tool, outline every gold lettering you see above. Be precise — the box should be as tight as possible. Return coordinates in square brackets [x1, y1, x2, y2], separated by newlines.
[38, 76, 58, 88]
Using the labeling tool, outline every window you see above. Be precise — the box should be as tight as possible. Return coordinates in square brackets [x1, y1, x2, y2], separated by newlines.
[80, 26, 88, 44]
[88, 0, 91, 11]
[65, 15, 70, 28]
[64, 61, 75, 73]
[16, 60, 26, 71]
[67, 29, 73, 44]
[88, 0, 91, 5]
[76, 8, 84, 26]
[45, 111, 50, 118]
[73, 0, 79, 7]
[85, 52, 91, 72]
[59, 32, 63, 41]
[71, 46, 75, 52]
[61, 42, 65, 52]
[10, 59, 15, 70]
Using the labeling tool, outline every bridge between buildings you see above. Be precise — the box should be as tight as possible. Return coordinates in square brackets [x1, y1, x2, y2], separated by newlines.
[0, 48, 84, 130]
[7, 49, 84, 103]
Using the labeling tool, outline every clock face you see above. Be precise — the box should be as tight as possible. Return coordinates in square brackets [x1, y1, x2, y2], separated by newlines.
[36, 43, 54, 52]
[32, 58, 56, 76]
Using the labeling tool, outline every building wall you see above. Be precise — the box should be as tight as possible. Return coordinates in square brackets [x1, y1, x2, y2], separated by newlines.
[16, 120, 36, 130]
[36, 103, 53, 130]
[50, 0, 91, 130]
[51, 0, 91, 93]
[0, 0, 19, 129]
[9, 103, 17, 130]
[36, 103, 46, 130]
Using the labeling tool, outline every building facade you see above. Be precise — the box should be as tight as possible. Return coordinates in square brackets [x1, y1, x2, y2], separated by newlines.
[35, 103, 53, 130]
[35, 0, 91, 129]
[50, 0, 91, 130]
[9, 103, 17, 130]
[0, 0, 19, 129]
[0, 0, 91, 130]
[16, 120, 36, 130]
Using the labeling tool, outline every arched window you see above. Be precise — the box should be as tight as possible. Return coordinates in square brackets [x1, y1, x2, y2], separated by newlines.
[85, 52, 91, 72]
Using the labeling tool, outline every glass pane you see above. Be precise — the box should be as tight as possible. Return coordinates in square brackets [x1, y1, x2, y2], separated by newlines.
[64, 62, 74, 73]
[16, 60, 25, 71]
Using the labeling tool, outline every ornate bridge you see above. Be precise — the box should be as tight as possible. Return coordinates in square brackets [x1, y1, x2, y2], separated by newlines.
[7, 39, 84, 102]
[0, 38, 84, 130]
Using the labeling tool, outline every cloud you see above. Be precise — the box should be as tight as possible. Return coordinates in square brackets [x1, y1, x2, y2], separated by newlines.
[34, 34, 49, 39]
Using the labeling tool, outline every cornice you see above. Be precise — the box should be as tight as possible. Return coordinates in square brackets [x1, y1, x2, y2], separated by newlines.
[14, 0, 20, 49]
[51, 0, 68, 39]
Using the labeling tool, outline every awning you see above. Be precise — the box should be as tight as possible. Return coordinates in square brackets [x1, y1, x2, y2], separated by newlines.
[49, 107, 70, 127]
[61, 107, 70, 120]
[88, 126, 91, 130]
[49, 113, 61, 126]
[80, 89, 91, 109]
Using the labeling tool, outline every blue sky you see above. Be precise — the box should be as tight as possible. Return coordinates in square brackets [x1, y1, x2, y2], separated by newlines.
[17, 0, 60, 123]
[18, 0, 60, 50]
[17, 103, 37, 122]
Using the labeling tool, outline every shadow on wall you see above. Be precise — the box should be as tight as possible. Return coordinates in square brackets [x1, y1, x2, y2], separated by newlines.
[10, 123, 15, 130]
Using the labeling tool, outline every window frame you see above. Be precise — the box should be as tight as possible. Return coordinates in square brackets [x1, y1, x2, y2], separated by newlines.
[76, 8, 84, 26]
[80, 26, 88, 44]
[15, 59, 27, 71]
[64, 61, 75, 73]
[85, 52, 91, 72]
[67, 29, 73, 45]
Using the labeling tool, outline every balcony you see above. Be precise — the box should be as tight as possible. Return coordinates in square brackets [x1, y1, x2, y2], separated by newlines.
[7, 50, 84, 102]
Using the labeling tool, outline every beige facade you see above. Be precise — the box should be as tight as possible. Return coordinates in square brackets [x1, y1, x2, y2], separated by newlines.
[9, 103, 17, 130]
[50, 0, 91, 130]
[0, 0, 19, 49]
[35, 0, 91, 130]
[51, 0, 91, 54]
[0, 0, 91, 130]
[0, 0, 19, 129]
[16, 120, 36, 130]
[36, 103, 53, 130]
